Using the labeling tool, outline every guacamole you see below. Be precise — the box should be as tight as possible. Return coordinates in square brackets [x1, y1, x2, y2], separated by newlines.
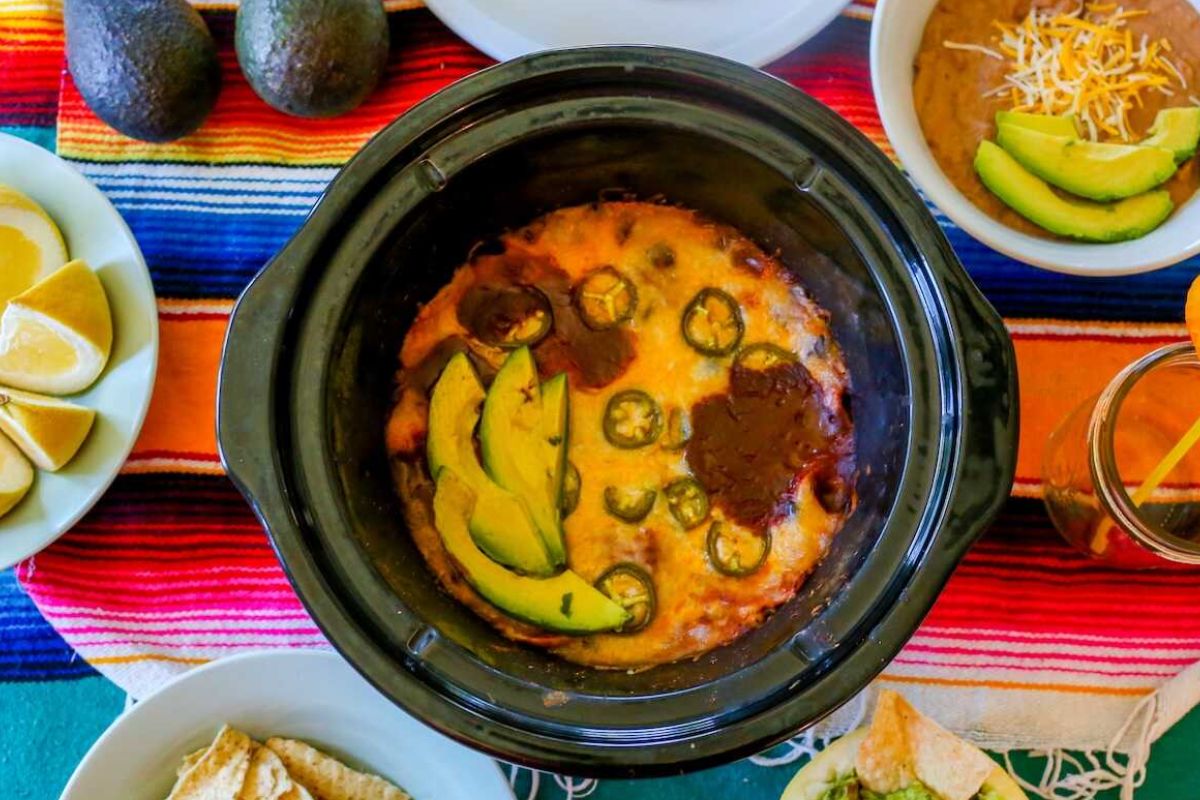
[816, 772, 1002, 800]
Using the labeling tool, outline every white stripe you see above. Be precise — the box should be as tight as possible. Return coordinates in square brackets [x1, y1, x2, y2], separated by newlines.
[56, 617, 319, 633]
[883, 661, 1162, 687]
[121, 457, 222, 474]
[107, 202, 307, 216]
[920, 626, 1200, 645]
[104, 190, 317, 207]
[158, 299, 234, 315]
[76, 162, 341, 182]
[907, 635, 1200, 661]
[93, 176, 329, 193]
[1006, 320, 1187, 338]
[35, 604, 310, 620]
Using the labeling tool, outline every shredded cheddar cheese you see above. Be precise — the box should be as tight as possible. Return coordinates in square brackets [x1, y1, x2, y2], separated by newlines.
[946, 3, 1198, 141]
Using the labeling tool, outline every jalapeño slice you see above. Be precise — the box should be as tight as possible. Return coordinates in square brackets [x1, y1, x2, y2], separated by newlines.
[664, 477, 710, 529]
[661, 406, 692, 451]
[681, 288, 744, 356]
[603, 389, 663, 448]
[561, 460, 581, 517]
[734, 342, 798, 371]
[595, 563, 656, 633]
[575, 266, 638, 330]
[603, 485, 657, 523]
[706, 521, 770, 576]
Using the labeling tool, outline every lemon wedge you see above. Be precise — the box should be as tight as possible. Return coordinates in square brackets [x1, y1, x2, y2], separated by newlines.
[0, 259, 113, 395]
[0, 387, 95, 471]
[0, 433, 33, 519]
[0, 184, 68, 306]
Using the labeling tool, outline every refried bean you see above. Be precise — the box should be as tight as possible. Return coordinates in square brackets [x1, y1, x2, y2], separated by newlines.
[913, 0, 1200, 239]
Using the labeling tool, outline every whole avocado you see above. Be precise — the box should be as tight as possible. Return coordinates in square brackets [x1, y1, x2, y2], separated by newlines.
[64, 0, 220, 143]
[236, 0, 389, 118]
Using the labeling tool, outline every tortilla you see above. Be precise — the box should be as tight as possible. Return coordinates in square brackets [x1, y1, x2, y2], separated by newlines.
[234, 745, 317, 800]
[855, 691, 998, 800]
[265, 737, 410, 800]
[168, 725, 255, 800]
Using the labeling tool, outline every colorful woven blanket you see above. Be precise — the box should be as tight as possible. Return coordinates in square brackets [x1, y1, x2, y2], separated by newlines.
[3, 1, 1200, 797]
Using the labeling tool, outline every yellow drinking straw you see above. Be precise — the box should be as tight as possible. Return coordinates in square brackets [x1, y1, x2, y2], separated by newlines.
[1127, 276, 1200, 509]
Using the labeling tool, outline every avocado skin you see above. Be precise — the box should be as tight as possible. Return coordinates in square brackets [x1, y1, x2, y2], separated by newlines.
[236, 0, 389, 118]
[65, 0, 220, 143]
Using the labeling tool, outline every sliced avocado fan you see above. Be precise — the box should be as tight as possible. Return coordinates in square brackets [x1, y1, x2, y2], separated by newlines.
[995, 123, 1177, 202]
[479, 347, 568, 566]
[434, 469, 630, 634]
[427, 353, 556, 576]
[974, 141, 1173, 243]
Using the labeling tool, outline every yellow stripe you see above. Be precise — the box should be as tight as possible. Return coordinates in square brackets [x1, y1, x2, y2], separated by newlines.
[90, 653, 210, 666]
[879, 673, 1154, 697]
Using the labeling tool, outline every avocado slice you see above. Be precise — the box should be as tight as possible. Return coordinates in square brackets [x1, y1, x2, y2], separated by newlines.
[996, 123, 1177, 201]
[427, 353, 555, 576]
[975, 141, 1173, 242]
[996, 110, 1078, 139]
[480, 348, 568, 566]
[1142, 107, 1200, 163]
[433, 470, 630, 634]
[542, 373, 569, 508]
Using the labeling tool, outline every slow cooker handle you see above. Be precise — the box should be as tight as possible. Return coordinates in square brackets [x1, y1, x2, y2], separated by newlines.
[940, 275, 1019, 552]
[216, 238, 312, 524]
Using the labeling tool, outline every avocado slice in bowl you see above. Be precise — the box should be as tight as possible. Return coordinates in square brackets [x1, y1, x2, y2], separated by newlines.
[974, 140, 1173, 243]
[995, 123, 1177, 202]
[1143, 107, 1200, 163]
[995, 110, 1078, 139]
[433, 469, 630, 634]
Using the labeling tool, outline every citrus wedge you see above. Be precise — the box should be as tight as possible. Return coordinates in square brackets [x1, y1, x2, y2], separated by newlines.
[0, 386, 95, 471]
[0, 259, 112, 395]
[0, 184, 68, 305]
[0, 432, 33, 519]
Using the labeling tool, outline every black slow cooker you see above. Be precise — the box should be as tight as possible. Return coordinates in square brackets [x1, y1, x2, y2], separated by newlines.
[216, 47, 1018, 777]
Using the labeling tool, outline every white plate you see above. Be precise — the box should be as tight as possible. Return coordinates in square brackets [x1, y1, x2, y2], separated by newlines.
[60, 650, 514, 800]
[424, 0, 852, 67]
[0, 132, 157, 569]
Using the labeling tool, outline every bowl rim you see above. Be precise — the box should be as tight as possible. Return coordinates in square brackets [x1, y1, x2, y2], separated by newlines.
[57, 649, 515, 800]
[218, 45, 1017, 776]
[869, 0, 1200, 277]
[0, 132, 159, 570]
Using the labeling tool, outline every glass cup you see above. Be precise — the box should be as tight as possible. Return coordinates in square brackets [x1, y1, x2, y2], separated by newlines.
[1043, 342, 1200, 567]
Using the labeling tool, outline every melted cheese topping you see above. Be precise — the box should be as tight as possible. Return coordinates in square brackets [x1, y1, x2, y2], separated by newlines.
[948, 2, 1199, 140]
[390, 202, 853, 669]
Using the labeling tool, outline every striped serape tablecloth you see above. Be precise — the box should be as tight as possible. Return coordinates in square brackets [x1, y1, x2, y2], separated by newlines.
[3, 1, 1200, 798]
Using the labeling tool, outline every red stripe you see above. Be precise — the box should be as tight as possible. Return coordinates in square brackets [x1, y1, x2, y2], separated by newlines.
[891, 658, 1172, 680]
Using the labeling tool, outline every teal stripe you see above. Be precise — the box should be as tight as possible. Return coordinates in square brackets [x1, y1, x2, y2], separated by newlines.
[0, 125, 55, 152]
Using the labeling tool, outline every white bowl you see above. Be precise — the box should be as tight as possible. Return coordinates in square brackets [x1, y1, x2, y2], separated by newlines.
[0, 132, 158, 569]
[870, 0, 1200, 276]
[423, 0, 850, 68]
[59, 650, 514, 800]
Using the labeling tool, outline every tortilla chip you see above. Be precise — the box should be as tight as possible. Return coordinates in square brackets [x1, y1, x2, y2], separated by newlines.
[236, 745, 316, 800]
[855, 690, 996, 800]
[265, 737, 410, 800]
[178, 749, 208, 778]
[168, 726, 255, 800]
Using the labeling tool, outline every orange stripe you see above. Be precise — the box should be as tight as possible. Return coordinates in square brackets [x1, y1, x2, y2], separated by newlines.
[131, 315, 228, 460]
[123, 316, 1192, 477]
[878, 673, 1153, 696]
[90, 653, 210, 666]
